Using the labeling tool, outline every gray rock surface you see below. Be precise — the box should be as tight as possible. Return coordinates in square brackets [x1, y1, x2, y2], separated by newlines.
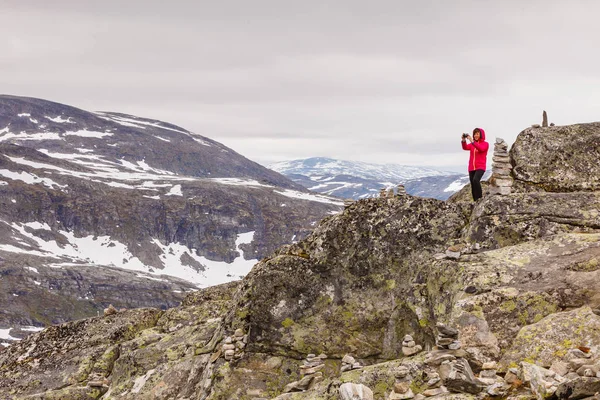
[511, 123, 600, 192]
[1, 120, 600, 400]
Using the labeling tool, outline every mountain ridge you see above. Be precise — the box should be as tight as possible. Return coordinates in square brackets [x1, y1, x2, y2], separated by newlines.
[0, 94, 341, 339]
[269, 156, 479, 200]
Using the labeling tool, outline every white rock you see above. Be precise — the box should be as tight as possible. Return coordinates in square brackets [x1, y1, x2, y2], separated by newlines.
[338, 382, 374, 400]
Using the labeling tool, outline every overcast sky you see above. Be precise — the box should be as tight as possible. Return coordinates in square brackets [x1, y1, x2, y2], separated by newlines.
[2, 1, 599, 171]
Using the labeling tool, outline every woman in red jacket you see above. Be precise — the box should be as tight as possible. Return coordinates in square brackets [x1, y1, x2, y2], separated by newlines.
[461, 127, 489, 201]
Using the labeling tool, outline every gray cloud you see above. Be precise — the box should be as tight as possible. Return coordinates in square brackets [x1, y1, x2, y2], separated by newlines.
[2, 0, 600, 169]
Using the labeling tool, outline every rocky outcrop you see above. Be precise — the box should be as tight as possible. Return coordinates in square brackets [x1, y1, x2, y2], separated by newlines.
[1, 121, 600, 399]
[501, 306, 600, 369]
[227, 195, 467, 360]
[511, 123, 600, 192]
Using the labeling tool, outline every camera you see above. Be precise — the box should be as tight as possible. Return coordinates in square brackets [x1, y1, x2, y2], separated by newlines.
[462, 133, 468, 139]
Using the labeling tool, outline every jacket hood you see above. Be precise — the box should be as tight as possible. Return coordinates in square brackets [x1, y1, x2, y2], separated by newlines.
[475, 127, 486, 141]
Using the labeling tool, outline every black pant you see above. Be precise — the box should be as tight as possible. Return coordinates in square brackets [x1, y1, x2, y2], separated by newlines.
[469, 169, 485, 201]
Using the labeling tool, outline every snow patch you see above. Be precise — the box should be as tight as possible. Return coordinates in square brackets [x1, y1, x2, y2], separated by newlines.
[44, 115, 75, 123]
[444, 179, 468, 192]
[0, 329, 19, 341]
[0, 169, 66, 189]
[165, 184, 183, 196]
[22, 326, 44, 332]
[0, 131, 62, 142]
[274, 189, 343, 206]
[210, 178, 270, 188]
[64, 130, 113, 138]
[151, 231, 258, 287]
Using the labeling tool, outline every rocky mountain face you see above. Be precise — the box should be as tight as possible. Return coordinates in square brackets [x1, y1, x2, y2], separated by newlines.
[1, 122, 600, 400]
[0, 95, 341, 342]
[269, 157, 469, 200]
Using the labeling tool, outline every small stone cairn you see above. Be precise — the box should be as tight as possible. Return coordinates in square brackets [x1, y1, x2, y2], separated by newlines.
[389, 365, 414, 399]
[380, 186, 404, 198]
[435, 323, 460, 350]
[284, 353, 327, 393]
[221, 328, 247, 361]
[340, 354, 362, 372]
[533, 110, 554, 128]
[489, 138, 513, 196]
[477, 361, 502, 386]
[402, 334, 423, 356]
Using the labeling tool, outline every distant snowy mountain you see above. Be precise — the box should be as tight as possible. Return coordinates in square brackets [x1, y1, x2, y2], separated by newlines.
[269, 157, 476, 200]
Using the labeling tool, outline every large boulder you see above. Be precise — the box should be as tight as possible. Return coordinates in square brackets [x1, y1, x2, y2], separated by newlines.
[449, 232, 600, 362]
[510, 123, 600, 192]
[227, 196, 467, 359]
[464, 191, 600, 250]
[500, 306, 600, 369]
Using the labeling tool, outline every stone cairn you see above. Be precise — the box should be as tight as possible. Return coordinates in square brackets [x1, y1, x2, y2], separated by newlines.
[542, 110, 548, 127]
[284, 353, 327, 393]
[380, 187, 403, 198]
[340, 354, 362, 373]
[477, 361, 502, 387]
[435, 323, 460, 350]
[389, 365, 414, 400]
[221, 328, 247, 361]
[402, 334, 423, 356]
[533, 110, 554, 128]
[489, 138, 513, 196]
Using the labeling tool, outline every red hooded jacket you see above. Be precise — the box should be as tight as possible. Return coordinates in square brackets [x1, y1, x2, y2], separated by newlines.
[461, 128, 489, 171]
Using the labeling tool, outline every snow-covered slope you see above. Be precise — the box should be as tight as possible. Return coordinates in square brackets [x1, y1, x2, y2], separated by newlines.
[269, 157, 473, 200]
[0, 95, 342, 340]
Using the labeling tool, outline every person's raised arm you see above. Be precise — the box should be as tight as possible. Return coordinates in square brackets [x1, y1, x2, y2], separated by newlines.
[462, 136, 471, 150]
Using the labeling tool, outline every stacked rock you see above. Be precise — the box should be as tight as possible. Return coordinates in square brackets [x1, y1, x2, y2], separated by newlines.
[397, 184, 406, 195]
[435, 323, 460, 350]
[402, 334, 423, 356]
[389, 365, 414, 400]
[343, 199, 354, 208]
[222, 328, 247, 361]
[284, 353, 326, 393]
[340, 354, 362, 373]
[477, 361, 501, 386]
[387, 188, 395, 198]
[489, 138, 513, 196]
[566, 348, 600, 378]
[299, 353, 326, 376]
[380, 188, 387, 198]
